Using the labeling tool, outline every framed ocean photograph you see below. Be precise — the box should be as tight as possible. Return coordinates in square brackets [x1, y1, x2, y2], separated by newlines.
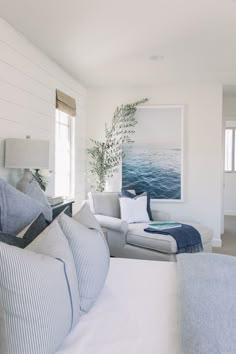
[122, 105, 184, 201]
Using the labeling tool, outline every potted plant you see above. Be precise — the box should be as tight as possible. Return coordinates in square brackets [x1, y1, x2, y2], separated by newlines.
[87, 98, 148, 191]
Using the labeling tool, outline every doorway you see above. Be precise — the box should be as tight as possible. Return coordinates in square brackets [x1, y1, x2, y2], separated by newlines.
[221, 87, 236, 256]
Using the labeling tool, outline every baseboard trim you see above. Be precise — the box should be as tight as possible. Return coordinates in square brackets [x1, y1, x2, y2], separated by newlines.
[212, 239, 222, 248]
[224, 210, 236, 216]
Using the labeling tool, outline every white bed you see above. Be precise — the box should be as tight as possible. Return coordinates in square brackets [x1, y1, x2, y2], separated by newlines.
[57, 258, 180, 354]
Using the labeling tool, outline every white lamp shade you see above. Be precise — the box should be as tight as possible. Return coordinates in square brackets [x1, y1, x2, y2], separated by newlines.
[5, 138, 50, 169]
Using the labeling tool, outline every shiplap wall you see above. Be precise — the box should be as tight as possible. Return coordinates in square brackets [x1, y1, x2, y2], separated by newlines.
[0, 18, 87, 211]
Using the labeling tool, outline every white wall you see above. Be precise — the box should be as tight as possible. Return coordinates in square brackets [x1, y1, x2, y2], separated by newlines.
[87, 85, 223, 246]
[224, 172, 236, 215]
[223, 95, 236, 215]
[0, 18, 87, 211]
[223, 96, 236, 117]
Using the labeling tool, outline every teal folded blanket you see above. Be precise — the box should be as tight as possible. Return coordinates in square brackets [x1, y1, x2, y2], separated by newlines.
[144, 223, 203, 253]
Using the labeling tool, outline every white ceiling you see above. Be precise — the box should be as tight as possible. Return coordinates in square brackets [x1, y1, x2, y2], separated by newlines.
[0, 0, 236, 88]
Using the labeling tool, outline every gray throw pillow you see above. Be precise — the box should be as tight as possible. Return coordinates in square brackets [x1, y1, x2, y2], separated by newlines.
[24, 179, 52, 221]
[58, 213, 110, 314]
[0, 242, 73, 354]
[0, 178, 51, 234]
[26, 219, 80, 328]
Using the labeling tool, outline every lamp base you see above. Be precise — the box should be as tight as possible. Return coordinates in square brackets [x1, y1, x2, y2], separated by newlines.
[16, 169, 33, 192]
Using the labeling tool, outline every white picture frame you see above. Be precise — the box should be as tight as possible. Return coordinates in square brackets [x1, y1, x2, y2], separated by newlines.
[122, 105, 185, 202]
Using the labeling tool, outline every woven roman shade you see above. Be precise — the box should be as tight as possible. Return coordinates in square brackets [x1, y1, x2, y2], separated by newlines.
[56, 89, 76, 117]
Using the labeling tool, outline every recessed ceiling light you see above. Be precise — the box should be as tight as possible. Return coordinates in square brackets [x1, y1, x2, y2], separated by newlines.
[149, 55, 164, 61]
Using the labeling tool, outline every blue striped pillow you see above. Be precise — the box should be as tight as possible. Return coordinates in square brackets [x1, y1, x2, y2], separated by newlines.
[0, 242, 73, 354]
[58, 213, 110, 314]
[26, 220, 80, 328]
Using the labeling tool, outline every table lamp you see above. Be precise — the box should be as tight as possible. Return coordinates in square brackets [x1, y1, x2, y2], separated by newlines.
[5, 136, 50, 192]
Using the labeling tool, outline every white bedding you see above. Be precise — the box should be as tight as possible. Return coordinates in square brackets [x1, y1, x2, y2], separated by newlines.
[57, 258, 180, 354]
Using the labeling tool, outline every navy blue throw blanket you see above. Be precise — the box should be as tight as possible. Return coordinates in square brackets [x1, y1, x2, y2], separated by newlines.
[144, 224, 203, 254]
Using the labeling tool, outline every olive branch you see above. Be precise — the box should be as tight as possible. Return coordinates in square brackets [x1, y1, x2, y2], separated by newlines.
[87, 98, 148, 191]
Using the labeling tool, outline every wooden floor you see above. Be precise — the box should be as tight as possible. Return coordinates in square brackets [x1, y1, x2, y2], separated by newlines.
[213, 216, 236, 257]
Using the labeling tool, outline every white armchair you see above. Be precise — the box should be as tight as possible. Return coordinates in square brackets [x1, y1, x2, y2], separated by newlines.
[86, 192, 213, 261]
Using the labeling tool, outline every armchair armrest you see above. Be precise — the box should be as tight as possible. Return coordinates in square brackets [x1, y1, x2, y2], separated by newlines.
[95, 214, 128, 234]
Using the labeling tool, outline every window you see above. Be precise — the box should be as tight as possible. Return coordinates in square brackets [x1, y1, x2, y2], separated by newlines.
[55, 109, 74, 197]
[225, 128, 236, 172]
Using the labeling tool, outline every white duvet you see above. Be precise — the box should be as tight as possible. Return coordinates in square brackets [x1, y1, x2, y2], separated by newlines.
[57, 258, 180, 354]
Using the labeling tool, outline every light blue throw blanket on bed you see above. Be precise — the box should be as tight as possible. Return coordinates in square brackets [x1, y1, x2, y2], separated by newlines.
[177, 253, 236, 354]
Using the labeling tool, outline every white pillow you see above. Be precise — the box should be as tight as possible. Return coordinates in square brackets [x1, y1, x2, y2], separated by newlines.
[119, 194, 150, 223]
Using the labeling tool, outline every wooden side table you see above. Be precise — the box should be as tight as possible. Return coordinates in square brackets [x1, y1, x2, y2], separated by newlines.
[52, 200, 74, 220]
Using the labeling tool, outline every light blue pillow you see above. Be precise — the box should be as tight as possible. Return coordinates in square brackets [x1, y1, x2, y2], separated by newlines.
[0, 178, 52, 234]
[0, 243, 72, 354]
[26, 219, 80, 328]
[24, 179, 52, 221]
[58, 213, 110, 314]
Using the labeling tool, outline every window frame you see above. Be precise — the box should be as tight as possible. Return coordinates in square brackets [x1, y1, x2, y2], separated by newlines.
[55, 109, 75, 198]
[224, 127, 236, 173]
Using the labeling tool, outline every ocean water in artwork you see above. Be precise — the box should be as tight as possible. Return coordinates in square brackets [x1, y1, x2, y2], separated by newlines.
[122, 144, 181, 199]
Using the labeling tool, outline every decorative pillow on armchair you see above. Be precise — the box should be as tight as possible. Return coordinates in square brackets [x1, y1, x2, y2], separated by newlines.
[119, 192, 150, 223]
[0, 178, 51, 234]
[122, 189, 153, 220]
